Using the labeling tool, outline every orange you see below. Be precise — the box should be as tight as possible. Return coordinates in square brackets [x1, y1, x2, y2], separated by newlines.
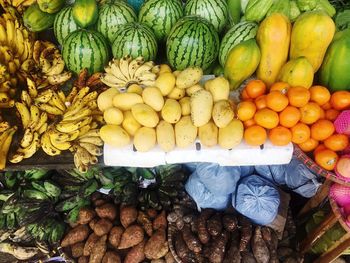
[241, 88, 250, 100]
[325, 109, 340, 121]
[266, 91, 289, 112]
[270, 81, 290, 94]
[237, 101, 257, 121]
[291, 123, 310, 144]
[324, 134, 349, 152]
[300, 102, 322, 124]
[244, 125, 267, 146]
[310, 119, 335, 141]
[268, 126, 292, 146]
[279, 106, 301, 128]
[298, 138, 319, 152]
[255, 95, 267, 110]
[319, 108, 326, 120]
[287, 86, 311, 107]
[321, 102, 332, 110]
[245, 79, 266, 99]
[254, 108, 279, 129]
[309, 85, 331, 106]
[314, 144, 327, 155]
[330, 91, 350, 110]
[243, 118, 256, 128]
[314, 149, 338, 171]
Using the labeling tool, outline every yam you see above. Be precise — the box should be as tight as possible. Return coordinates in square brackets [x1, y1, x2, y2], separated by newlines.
[124, 240, 146, 263]
[77, 207, 96, 225]
[102, 251, 121, 263]
[207, 213, 223, 237]
[209, 232, 229, 263]
[223, 214, 238, 232]
[120, 206, 138, 228]
[84, 233, 100, 256]
[144, 229, 168, 259]
[197, 209, 214, 244]
[89, 235, 107, 263]
[93, 219, 113, 236]
[152, 210, 167, 231]
[118, 225, 144, 249]
[137, 211, 153, 236]
[95, 203, 117, 221]
[61, 225, 89, 247]
[78, 256, 89, 263]
[108, 226, 124, 249]
[182, 226, 202, 253]
[165, 252, 176, 263]
[174, 232, 190, 259]
[71, 242, 84, 258]
[252, 227, 270, 263]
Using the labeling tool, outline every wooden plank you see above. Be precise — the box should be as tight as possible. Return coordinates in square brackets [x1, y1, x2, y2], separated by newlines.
[268, 189, 290, 239]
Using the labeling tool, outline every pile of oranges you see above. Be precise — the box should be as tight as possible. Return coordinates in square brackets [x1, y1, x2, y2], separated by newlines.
[237, 79, 350, 171]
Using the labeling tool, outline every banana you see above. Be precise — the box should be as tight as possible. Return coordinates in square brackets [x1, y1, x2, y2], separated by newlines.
[43, 181, 61, 198]
[0, 121, 10, 133]
[47, 71, 72, 85]
[72, 86, 90, 104]
[18, 132, 40, 159]
[119, 55, 131, 79]
[5, 19, 15, 49]
[74, 145, 92, 166]
[0, 100, 15, 108]
[56, 116, 92, 133]
[23, 189, 49, 200]
[128, 57, 143, 79]
[29, 105, 40, 125]
[37, 122, 48, 134]
[63, 99, 85, 119]
[57, 90, 66, 104]
[90, 121, 98, 129]
[15, 102, 30, 128]
[20, 59, 35, 73]
[26, 78, 38, 98]
[110, 60, 128, 82]
[45, 57, 65, 76]
[30, 112, 47, 131]
[0, 81, 11, 93]
[41, 132, 61, 156]
[100, 76, 124, 89]
[134, 63, 153, 78]
[34, 89, 53, 104]
[78, 128, 100, 138]
[20, 90, 32, 107]
[92, 114, 104, 124]
[102, 71, 126, 85]
[0, 92, 10, 102]
[79, 142, 102, 156]
[140, 80, 156, 87]
[77, 124, 91, 137]
[136, 72, 157, 81]
[86, 100, 97, 110]
[49, 91, 66, 111]
[62, 107, 91, 122]
[37, 103, 64, 115]
[82, 91, 98, 104]
[20, 128, 34, 148]
[78, 136, 103, 146]
[151, 65, 160, 75]
[65, 86, 78, 104]
[33, 41, 43, 64]
[0, 242, 40, 260]
[0, 24, 6, 43]
[48, 131, 72, 151]
[39, 56, 51, 74]
[8, 153, 24, 164]
[15, 28, 24, 58]
[0, 126, 17, 169]
[50, 128, 80, 143]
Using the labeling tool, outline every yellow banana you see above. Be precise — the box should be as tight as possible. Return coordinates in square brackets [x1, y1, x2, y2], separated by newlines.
[56, 116, 92, 133]
[77, 124, 91, 137]
[41, 131, 61, 156]
[21, 90, 32, 107]
[9, 152, 25, 164]
[82, 91, 98, 104]
[119, 55, 131, 79]
[0, 121, 10, 133]
[63, 99, 85, 119]
[49, 128, 79, 143]
[26, 78, 38, 98]
[110, 61, 128, 82]
[0, 81, 11, 93]
[15, 102, 30, 128]
[78, 136, 103, 146]
[47, 72, 72, 85]
[38, 122, 48, 134]
[0, 24, 6, 43]
[90, 122, 98, 129]
[79, 142, 102, 156]
[45, 56, 65, 76]
[18, 132, 40, 158]
[0, 100, 15, 108]
[73, 151, 88, 173]
[128, 57, 143, 79]
[49, 92, 66, 111]
[75, 145, 92, 166]
[35, 89, 53, 104]
[57, 90, 66, 104]
[48, 130, 72, 151]
[30, 112, 47, 131]
[0, 126, 17, 169]
[66, 86, 78, 104]
[62, 107, 91, 122]
[72, 87, 90, 104]
[5, 19, 15, 49]
[78, 128, 100, 138]
[37, 103, 64, 115]
[30, 105, 40, 124]
[20, 128, 34, 148]
[15, 28, 24, 58]
[87, 100, 97, 110]
[0, 92, 10, 102]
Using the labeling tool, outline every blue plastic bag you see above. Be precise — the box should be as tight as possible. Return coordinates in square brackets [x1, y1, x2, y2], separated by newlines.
[185, 172, 230, 211]
[233, 175, 280, 225]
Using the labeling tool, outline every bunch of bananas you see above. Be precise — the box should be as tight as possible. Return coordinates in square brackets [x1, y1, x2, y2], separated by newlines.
[0, 122, 17, 170]
[0, 63, 16, 108]
[0, 0, 36, 14]
[26, 218, 65, 245]
[101, 55, 159, 90]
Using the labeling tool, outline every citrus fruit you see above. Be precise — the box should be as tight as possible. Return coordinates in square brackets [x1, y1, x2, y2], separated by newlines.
[291, 123, 310, 144]
[244, 125, 267, 146]
[270, 81, 290, 94]
[266, 91, 289, 112]
[269, 126, 292, 146]
[254, 108, 279, 129]
[245, 79, 266, 99]
[298, 138, 319, 152]
[309, 85, 331, 106]
[300, 102, 322, 124]
[325, 109, 340, 121]
[243, 118, 256, 128]
[330, 91, 350, 111]
[255, 95, 267, 110]
[324, 134, 349, 152]
[279, 106, 301, 128]
[314, 149, 338, 170]
[310, 119, 335, 141]
[237, 101, 257, 121]
[287, 86, 311, 107]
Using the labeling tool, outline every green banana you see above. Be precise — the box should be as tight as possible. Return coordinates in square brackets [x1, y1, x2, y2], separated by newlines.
[137, 168, 155, 180]
[80, 179, 98, 197]
[6, 213, 16, 229]
[24, 169, 49, 180]
[0, 190, 15, 202]
[23, 190, 49, 200]
[4, 171, 17, 189]
[0, 213, 6, 229]
[31, 181, 47, 193]
[43, 181, 61, 198]
[49, 222, 65, 244]
[66, 206, 80, 223]
[55, 196, 82, 212]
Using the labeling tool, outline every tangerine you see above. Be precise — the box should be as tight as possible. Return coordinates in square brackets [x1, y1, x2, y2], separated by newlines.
[310, 119, 335, 141]
[287, 86, 311, 107]
[300, 102, 322, 124]
[279, 106, 301, 128]
[314, 144, 328, 155]
[254, 108, 279, 129]
[244, 125, 267, 146]
[309, 85, 331, 106]
[255, 95, 267, 110]
[245, 79, 267, 99]
[324, 134, 349, 152]
[298, 138, 319, 152]
[266, 91, 289, 112]
[269, 126, 292, 146]
[291, 123, 310, 144]
[330, 91, 350, 110]
[237, 101, 257, 121]
[325, 109, 340, 121]
[321, 102, 332, 110]
[243, 118, 256, 128]
[314, 149, 338, 170]
[270, 81, 290, 94]
[319, 108, 326, 120]
[241, 88, 250, 100]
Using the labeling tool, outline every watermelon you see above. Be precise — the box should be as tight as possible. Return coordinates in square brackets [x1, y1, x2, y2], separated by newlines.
[184, 0, 228, 33]
[138, 0, 183, 42]
[54, 6, 80, 46]
[166, 16, 219, 71]
[97, 1, 137, 44]
[112, 22, 157, 61]
[62, 29, 109, 74]
[218, 21, 258, 67]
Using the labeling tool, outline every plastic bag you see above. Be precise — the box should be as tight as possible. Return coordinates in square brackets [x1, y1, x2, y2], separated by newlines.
[232, 175, 280, 225]
[185, 172, 230, 211]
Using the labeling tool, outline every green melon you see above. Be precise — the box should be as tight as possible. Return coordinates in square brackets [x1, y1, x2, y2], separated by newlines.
[54, 6, 80, 45]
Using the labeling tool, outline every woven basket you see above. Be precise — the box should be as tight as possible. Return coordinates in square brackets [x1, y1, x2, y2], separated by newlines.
[329, 196, 350, 233]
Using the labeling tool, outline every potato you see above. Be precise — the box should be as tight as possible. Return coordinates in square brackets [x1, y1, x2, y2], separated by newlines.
[186, 84, 203, 96]
[176, 67, 203, 89]
[142, 87, 164, 111]
[93, 219, 113, 236]
[93, 199, 107, 207]
[97, 88, 119, 112]
[153, 211, 167, 230]
[77, 207, 95, 225]
[165, 252, 176, 263]
[144, 229, 168, 259]
[83, 233, 99, 256]
[78, 256, 88, 263]
[120, 206, 138, 228]
[95, 203, 117, 221]
[102, 251, 121, 263]
[191, 89, 213, 127]
[122, 111, 141, 136]
[161, 99, 181, 124]
[113, 93, 143, 111]
[159, 64, 172, 74]
[155, 72, 176, 96]
[61, 225, 89, 247]
[108, 226, 124, 249]
[179, 97, 190, 116]
[131, 103, 159, 128]
[103, 107, 124, 125]
[71, 242, 84, 258]
[204, 76, 230, 102]
[156, 120, 175, 152]
[90, 235, 107, 263]
[127, 84, 143, 95]
[118, 225, 144, 249]
[124, 240, 146, 263]
[175, 116, 197, 148]
[134, 127, 156, 152]
[173, 70, 181, 77]
[198, 121, 218, 147]
[167, 87, 185, 100]
[100, 124, 130, 147]
[212, 100, 234, 128]
[218, 119, 244, 149]
[89, 218, 98, 230]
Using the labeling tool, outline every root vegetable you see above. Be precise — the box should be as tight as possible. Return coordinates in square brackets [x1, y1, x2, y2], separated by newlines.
[108, 226, 124, 249]
[89, 235, 107, 263]
[61, 225, 90, 247]
[84, 233, 100, 256]
[239, 216, 252, 252]
[145, 229, 168, 259]
[261, 227, 278, 263]
[198, 209, 214, 244]
[182, 226, 202, 253]
[165, 251, 175, 263]
[241, 252, 257, 263]
[251, 227, 269, 263]
[93, 219, 113, 236]
[207, 213, 223, 237]
[102, 251, 121, 263]
[78, 256, 89, 263]
[120, 206, 138, 228]
[175, 232, 191, 259]
[89, 218, 98, 230]
[151, 260, 165, 263]
[137, 211, 153, 236]
[153, 211, 167, 230]
[93, 199, 107, 207]
[77, 208, 96, 225]
[147, 209, 158, 219]
[209, 231, 229, 263]
[223, 232, 241, 263]
[95, 204, 117, 221]
[124, 240, 146, 263]
[118, 225, 144, 249]
[71, 242, 84, 258]
[223, 214, 238, 232]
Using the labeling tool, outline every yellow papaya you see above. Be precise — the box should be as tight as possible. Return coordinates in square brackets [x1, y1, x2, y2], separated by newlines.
[256, 13, 291, 87]
[277, 57, 314, 88]
[224, 39, 261, 90]
[290, 10, 335, 72]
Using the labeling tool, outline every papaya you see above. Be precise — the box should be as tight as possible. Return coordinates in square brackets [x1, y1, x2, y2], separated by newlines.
[277, 57, 314, 89]
[72, 0, 98, 28]
[290, 10, 335, 72]
[224, 39, 261, 90]
[319, 29, 350, 92]
[37, 0, 65, 14]
[23, 4, 56, 32]
[256, 13, 291, 87]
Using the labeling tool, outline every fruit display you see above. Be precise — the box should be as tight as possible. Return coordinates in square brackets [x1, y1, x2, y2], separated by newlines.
[53, 6, 80, 46]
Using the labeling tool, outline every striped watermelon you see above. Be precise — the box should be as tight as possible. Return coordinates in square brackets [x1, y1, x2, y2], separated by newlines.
[184, 0, 228, 33]
[166, 16, 219, 71]
[112, 22, 157, 61]
[138, 0, 183, 42]
[97, 1, 137, 44]
[219, 21, 258, 67]
[62, 29, 110, 74]
[54, 6, 80, 46]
